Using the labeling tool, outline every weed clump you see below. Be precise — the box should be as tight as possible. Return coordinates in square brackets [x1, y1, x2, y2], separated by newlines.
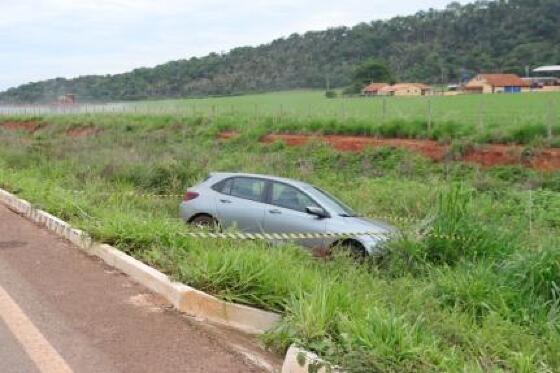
[390, 186, 520, 267]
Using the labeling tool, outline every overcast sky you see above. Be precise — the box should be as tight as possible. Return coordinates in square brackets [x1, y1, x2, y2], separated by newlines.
[0, 0, 471, 91]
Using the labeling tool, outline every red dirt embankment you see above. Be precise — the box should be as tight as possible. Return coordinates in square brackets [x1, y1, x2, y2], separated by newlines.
[1, 121, 101, 138]
[0, 121, 40, 133]
[218, 132, 560, 171]
[66, 126, 101, 138]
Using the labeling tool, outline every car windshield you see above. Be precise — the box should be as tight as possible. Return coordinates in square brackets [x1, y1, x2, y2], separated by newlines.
[305, 185, 359, 217]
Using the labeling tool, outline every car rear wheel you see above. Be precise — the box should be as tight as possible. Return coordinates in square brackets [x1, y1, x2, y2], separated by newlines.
[190, 215, 219, 231]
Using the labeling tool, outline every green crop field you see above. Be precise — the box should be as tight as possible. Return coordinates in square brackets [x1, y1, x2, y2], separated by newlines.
[1, 102, 559, 371]
[3, 90, 560, 145]
[135, 90, 560, 143]
[144, 90, 560, 125]
[6, 89, 559, 146]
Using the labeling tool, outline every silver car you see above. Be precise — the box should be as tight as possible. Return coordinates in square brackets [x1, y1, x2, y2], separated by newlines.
[179, 172, 395, 256]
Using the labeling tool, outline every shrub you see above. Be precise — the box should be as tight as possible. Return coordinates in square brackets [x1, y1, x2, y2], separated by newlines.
[503, 244, 560, 303]
[433, 261, 515, 321]
[430, 120, 476, 141]
[506, 123, 548, 144]
[422, 185, 518, 264]
[375, 119, 427, 139]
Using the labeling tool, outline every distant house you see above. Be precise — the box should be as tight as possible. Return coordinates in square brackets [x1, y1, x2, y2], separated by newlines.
[522, 77, 560, 88]
[533, 65, 560, 74]
[56, 94, 76, 105]
[529, 66, 560, 92]
[464, 74, 529, 94]
[378, 83, 433, 96]
[361, 83, 389, 96]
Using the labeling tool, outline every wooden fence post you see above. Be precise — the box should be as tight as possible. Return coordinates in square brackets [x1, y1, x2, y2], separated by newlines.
[546, 98, 554, 141]
[478, 98, 485, 131]
[382, 98, 387, 123]
[427, 98, 432, 132]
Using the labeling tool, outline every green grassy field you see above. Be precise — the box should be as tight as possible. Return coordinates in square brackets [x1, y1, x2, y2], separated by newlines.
[1, 109, 559, 371]
[147, 90, 560, 121]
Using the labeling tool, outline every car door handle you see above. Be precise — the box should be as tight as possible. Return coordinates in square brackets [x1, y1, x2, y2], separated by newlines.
[268, 209, 282, 214]
[220, 199, 232, 204]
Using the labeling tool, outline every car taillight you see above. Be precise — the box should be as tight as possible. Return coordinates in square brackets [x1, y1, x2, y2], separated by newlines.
[183, 191, 199, 201]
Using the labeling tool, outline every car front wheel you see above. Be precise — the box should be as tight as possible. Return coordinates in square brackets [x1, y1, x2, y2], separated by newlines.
[332, 240, 367, 260]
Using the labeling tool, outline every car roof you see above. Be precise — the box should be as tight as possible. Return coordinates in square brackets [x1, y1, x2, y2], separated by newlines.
[209, 172, 309, 188]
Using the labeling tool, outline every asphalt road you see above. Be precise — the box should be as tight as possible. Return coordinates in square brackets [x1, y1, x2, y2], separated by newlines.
[0, 204, 268, 373]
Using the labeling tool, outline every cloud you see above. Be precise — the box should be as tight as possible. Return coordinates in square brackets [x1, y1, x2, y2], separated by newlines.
[0, 0, 471, 90]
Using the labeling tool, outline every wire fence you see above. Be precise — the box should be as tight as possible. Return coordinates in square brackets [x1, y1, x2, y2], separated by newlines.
[0, 96, 558, 129]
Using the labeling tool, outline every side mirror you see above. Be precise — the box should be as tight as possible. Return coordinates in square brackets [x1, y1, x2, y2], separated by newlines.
[306, 206, 329, 219]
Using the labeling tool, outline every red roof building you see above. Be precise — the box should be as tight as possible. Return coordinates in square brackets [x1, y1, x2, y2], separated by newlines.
[378, 83, 433, 96]
[464, 74, 529, 94]
[361, 83, 389, 96]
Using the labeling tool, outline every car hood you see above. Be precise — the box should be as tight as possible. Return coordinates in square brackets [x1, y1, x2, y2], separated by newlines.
[326, 216, 396, 236]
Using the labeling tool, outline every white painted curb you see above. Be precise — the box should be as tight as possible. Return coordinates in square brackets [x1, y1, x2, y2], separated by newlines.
[281, 344, 339, 373]
[0, 188, 280, 335]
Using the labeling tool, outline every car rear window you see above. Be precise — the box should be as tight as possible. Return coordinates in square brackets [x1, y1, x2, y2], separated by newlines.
[230, 178, 266, 202]
[212, 179, 224, 192]
[211, 178, 232, 194]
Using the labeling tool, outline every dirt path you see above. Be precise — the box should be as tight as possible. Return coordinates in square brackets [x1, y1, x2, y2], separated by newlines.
[219, 132, 560, 171]
[0, 204, 277, 373]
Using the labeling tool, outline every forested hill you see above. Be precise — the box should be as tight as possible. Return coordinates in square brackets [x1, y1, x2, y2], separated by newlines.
[2, 0, 559, 103]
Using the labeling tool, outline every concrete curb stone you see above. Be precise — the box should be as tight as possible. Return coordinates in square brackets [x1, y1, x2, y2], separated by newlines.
[281, 345, 338, 373]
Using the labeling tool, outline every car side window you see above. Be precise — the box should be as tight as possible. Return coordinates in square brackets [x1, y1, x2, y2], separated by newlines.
[211, 178, 232, 194]
[230, 178, 266, 202]
[270, 182, 319, 213]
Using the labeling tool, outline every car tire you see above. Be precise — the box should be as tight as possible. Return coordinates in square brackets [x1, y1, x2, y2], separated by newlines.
[190, 215, 219, 231]
[335, 240, 367, 261]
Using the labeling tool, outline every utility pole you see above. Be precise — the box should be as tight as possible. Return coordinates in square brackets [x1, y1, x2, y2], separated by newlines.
[441, 67, 445, 96]
[547, 98, 554, 141]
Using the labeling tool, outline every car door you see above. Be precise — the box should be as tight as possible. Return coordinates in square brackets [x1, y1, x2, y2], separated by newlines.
[263, 181, 326, 250]
[215, 177, 267, 233]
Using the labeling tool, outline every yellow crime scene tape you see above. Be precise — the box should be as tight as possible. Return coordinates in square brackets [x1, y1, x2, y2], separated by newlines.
[67, 190, 183, 198]
[424, 232, 471, 242]
[366, 214, 421, 224]
[182, 231, 390, 240]
[182, 229, 471, 242]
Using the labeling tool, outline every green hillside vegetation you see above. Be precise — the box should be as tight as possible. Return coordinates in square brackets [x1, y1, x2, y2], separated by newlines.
[1, 0, 559, 103]
[1, 113, 559, 371]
